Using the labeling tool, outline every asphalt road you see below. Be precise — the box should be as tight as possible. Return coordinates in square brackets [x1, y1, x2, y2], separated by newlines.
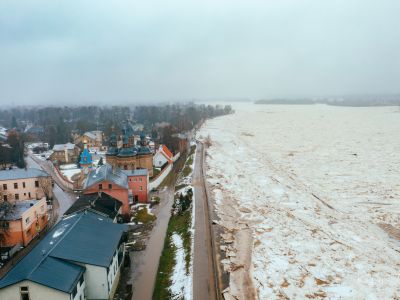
[193, 142, 217, 300]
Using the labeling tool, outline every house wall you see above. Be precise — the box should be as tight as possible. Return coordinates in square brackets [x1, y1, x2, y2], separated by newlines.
[83, 181, 130, 215]
[0, 198, 48, 247]
[127, 175, 148, 203]
[50, 147, 80, 164]
[149, 163, 173, 191]
[153, 152, 169, 168]
[0, 280, 70, 300]
[82, 264, 108, 300]
[0, 176, 51, 201]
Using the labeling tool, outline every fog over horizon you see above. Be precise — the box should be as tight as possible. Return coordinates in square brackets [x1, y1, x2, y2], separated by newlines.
[1, 0, 399, 105]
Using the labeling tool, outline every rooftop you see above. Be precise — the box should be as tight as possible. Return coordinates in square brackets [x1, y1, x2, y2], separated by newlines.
[121, 169, 148, 176]
[53, 143, 76, 151]
[0, 211, 127, 293]
[0, 168, 49, 181]
[0, 199, 43, 221]
[65, 193, 122, 219]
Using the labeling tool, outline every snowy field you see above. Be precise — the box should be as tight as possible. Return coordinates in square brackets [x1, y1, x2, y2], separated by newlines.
[198, 103, 400, 299]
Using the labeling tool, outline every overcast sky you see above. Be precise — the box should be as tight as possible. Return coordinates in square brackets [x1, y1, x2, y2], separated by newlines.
[0, 0, 399, 105]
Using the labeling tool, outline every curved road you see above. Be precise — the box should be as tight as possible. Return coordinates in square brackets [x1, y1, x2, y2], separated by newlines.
[26, 155, 77, 221]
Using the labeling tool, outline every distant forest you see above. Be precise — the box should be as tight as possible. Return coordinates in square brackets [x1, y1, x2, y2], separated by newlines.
[255, 95, 400, 107]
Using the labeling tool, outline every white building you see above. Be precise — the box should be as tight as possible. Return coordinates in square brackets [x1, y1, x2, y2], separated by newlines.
[0, 211, 126, 300]
[153, 145, 173, 168]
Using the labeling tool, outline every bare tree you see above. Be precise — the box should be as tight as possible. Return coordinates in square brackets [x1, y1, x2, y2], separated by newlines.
[37, 176, 53, 200]
[0, 187, 14, 247]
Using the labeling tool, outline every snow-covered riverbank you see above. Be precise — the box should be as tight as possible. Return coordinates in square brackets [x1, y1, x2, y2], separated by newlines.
[198, 103, 400, 299]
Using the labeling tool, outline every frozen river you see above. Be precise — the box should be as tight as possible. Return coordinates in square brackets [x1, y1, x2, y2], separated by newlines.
[198, 103, 400, 299]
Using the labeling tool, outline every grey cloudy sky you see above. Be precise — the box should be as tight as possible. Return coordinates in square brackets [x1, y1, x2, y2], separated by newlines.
[0, 0, 399, 105]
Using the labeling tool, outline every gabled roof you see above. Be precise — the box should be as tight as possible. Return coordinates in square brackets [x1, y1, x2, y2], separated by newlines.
[53, 143, 76, 151]
[0, 211, 126, 293]
[0, 168, 49, 181]
[83, 131, 102, 141]
[65, 193, 122, 219]
[83, 164, 128, 190]
[161, 145, 173, 159]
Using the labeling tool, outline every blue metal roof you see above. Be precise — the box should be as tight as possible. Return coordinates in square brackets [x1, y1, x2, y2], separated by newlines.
[0, 168, 49, 181]
[0, 211, 126, 293]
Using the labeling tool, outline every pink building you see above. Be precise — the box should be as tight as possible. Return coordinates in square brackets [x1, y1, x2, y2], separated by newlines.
[83, 164, 149, 216]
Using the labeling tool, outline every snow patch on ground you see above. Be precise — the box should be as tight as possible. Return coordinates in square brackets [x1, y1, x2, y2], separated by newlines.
[169, 234, 192, 300]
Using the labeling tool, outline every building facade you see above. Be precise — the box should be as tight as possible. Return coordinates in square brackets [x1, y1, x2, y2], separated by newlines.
[0, 198, 48, 248]
[50, 143, 80, 165]
[0, 168, 53, 202]
[153, 144, 174, 168]
[83, 164, 149, 215]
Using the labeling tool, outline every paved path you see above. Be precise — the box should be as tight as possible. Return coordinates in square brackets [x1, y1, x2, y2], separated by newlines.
[193, 143, 217, 300]
[130, 187, 174, 300]
[26, 155, 77, 222]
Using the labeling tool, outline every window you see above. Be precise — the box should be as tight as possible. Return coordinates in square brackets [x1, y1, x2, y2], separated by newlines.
[20, 286, 30, 300]
[3, 195, 7, 201]
[134, 178, 137, 182]
[35, 181, 39, 188]
[25, 217, 30, 225]
[28, 192, 31, 198]
[2, 184, 7, 190]
[15, 193, 19, 200]
[108, 184, 112, 189]
[99, 184, 103, 190]
[139, 178, 142, 182]
[124, 165, 128, 170]
[1, 222, 9, 228]
[14, 182, 18, 189]
[26, 228, 31, 236]
[22, 182, 26, 188]
[24, 193, 26, 196]
[139, 186, 143, 191]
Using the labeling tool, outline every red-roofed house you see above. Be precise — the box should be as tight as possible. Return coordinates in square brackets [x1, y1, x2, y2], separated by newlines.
[153, 145, 173, 168]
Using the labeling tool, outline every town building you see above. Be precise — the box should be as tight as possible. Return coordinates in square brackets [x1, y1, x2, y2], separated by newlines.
[65, 193, 122, 223]
[0, 198, 48, 250]
[153, 144, 174, 168]
[50, 143, 80, 165]
[106, 122, 153, 176]
[74, 131, 104, 149]
[0, 211, 127, 300]
[83, 164, 149, 215]
[0, 168, 53, 202]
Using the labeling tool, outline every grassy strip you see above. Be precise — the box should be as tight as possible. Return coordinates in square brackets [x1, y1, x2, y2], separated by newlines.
[153, 210, 192, 299]
[153, 146, 196, 299]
